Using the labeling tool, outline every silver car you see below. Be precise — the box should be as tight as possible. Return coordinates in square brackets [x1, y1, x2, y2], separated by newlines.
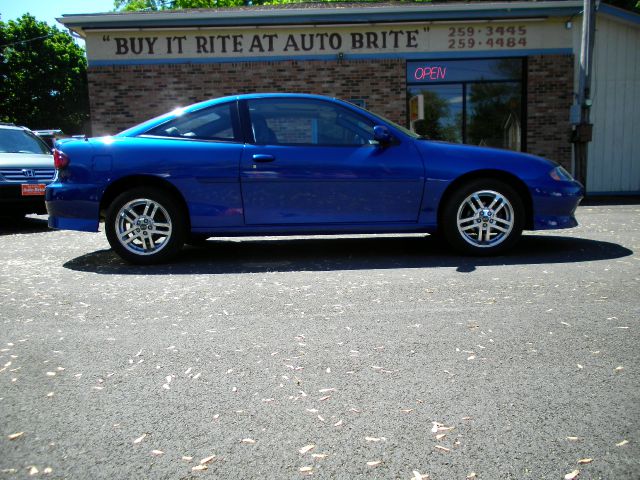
[0, 123, 55, 219]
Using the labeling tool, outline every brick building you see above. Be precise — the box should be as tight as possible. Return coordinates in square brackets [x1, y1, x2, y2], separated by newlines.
[59, 1, 640, 194]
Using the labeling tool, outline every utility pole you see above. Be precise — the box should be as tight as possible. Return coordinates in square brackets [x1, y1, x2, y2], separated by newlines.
[572, 0, 598, 187]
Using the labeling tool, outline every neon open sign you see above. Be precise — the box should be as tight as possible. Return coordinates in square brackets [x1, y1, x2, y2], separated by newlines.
[413, 66, 447, 81]
[408, 59, 524, 84]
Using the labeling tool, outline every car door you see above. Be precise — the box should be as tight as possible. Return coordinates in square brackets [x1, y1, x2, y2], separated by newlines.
[239, 97, 424, 225]
[140, 100, 245, 229]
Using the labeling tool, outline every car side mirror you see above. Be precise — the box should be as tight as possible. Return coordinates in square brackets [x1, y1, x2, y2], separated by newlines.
[373, 125, 393, 146]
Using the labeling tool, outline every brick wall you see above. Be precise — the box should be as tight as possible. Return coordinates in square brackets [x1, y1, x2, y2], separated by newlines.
[526, 54, 574, 169]
[88, 55, 574, 169]
[87, 59, 406, 136]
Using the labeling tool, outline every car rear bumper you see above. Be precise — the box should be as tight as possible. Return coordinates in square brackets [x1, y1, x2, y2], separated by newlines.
[530, 180, 583, 230]
[45, 183, 100, 232]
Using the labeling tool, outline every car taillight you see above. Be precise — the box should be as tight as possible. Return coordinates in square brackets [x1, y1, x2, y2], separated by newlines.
[53, 149, 69, 169]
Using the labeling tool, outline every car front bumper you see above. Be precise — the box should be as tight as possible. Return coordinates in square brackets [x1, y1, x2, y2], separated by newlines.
[529, 180, 584, 230]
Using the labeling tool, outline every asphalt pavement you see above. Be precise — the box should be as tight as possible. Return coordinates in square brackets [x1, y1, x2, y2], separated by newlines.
[0, 204, 638, 479]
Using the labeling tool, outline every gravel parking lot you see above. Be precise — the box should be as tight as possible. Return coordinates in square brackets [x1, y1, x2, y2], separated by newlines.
[1, 204, 638, 479]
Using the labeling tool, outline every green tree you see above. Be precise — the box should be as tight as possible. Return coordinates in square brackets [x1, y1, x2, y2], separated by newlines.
[412, 89, 460, 142]
[115, 0, 639, 12]
[114, 0, 433, 10]
[115, 0, 248, 9]
[466, 82, 521, 149]
[0, 14, 89, 133]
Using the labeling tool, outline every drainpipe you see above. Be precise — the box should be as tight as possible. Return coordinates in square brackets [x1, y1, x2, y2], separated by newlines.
[572, 0, 598, 188]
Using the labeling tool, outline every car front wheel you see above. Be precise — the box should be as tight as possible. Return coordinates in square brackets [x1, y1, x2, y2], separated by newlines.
[442, 178, 524, 255]
[105, 187, 185, 264]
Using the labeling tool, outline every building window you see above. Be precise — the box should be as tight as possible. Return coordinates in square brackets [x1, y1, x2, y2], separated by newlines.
[406, 58, 525, 151]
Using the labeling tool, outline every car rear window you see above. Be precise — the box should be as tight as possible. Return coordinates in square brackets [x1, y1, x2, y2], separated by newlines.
[145, 102, 239, 142]
[0, 129, 51, 154]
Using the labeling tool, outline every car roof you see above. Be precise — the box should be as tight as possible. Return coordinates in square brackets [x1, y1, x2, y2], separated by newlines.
[117, 93, 348, 137]
[240, 93, 336, 100]
[159, 93, 342, 114]
[0, 123, 35, 132]
[213, 93, 340, 107]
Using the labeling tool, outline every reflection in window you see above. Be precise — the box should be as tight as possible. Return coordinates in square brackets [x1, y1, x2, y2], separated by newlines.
[467, 82, 522, 150]
[408, 85, 462, 143]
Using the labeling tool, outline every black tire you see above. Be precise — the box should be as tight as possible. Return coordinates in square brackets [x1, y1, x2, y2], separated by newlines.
[105, 187, 186, 264]
[185, 234, 210, 247]
[441, 178, 524, 256]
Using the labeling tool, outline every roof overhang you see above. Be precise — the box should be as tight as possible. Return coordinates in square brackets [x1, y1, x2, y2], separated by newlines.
[58, 1, 584, 38]
[598, 3, 640, 28]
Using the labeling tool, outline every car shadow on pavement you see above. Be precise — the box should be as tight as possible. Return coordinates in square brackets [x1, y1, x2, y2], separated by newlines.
[0, 215, 50, 236]
[63, 234, 633, 275]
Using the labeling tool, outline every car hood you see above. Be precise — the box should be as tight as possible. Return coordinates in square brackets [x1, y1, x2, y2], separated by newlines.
[415, 139, 558, 180]
[0, 152, 54, 168]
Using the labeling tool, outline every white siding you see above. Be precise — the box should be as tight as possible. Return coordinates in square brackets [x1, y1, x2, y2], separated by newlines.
[587, 15, 640, 194]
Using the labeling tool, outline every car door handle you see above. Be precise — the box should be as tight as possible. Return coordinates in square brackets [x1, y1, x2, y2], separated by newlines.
[252, 154, 275, 163]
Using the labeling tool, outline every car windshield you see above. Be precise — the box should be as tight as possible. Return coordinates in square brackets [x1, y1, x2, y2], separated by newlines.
[0, 129, 51, 154]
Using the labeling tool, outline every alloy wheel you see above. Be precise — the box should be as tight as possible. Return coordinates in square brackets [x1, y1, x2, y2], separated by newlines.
[114, 198, 173, 255]
[456, 190, 515, 248]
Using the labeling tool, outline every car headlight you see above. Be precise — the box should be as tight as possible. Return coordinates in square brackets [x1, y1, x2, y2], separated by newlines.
[549, 165, 575, 181]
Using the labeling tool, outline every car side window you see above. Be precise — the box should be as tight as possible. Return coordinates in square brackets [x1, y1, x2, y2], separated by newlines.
[247, 98, 375, 146]
[146, 102, 238, 142]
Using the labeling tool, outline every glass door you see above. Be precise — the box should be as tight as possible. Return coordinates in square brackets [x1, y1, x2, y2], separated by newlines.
[466, 81, 522, 150]
[406, 58, 525, 152]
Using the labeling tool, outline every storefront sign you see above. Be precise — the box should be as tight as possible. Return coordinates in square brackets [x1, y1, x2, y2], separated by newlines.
[407, 58, 523, 84]
[413, 66, 448, 81]
[85, 20, 570, 64]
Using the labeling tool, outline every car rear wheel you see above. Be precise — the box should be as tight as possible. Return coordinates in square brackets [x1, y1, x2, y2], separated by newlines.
[442, 178, 524, 255]
[105, 187, 185, 264]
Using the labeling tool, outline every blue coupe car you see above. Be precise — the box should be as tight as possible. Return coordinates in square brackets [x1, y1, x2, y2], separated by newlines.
[46, 93, 583, 264]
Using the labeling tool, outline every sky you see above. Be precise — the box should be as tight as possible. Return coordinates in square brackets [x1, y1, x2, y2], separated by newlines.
[1, 0, 116, 28]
